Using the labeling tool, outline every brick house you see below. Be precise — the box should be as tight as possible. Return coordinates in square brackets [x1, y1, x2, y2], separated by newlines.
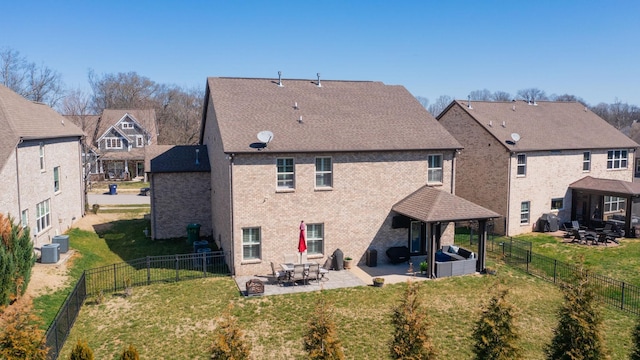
[199, 76, 498, 277]
[437, 100, 639, 236]
[0, 84, 85, 247]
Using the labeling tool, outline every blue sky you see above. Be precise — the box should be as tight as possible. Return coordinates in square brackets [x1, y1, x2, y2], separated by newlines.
[1, 1, 639, 106]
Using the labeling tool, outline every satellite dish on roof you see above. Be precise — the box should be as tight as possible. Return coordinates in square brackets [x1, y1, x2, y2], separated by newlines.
[257, 130, 273, 144]
[511, 133, 521, 143]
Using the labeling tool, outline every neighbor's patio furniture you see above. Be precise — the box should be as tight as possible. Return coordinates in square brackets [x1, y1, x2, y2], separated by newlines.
[270, 262, 287, 286]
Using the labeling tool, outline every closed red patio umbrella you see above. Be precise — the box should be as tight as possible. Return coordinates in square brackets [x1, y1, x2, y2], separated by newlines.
[298, 221, 307, 259]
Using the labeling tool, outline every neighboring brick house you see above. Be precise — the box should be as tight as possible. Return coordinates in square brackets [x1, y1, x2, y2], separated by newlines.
[146, 144, 212, 239]
[0, 84, 85, 247]
[199, 76, 498, 277]
[438, 100, 639, 236]
[68, 109, 158, 181]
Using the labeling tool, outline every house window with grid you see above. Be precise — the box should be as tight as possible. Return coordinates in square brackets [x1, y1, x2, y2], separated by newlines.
[122, 122, 133, 129]
[315, 157, 332, 188]
[551, 198, 563, 210]
[604, 196, 625, 213]
[21, 209, 28, 229]
[427, 154, 443, 184]
[517, 154, 526, 176]
[39, 142, 45, 171]
[53, 166, 60, 192]
[520, 201, 530, 224]
[307, 223, 324, 255]
[607, 150, 628, 169]
[105, 138, 123, 149]
[36, 199, 50, 233]
[583, 151, 591, 172]
[136, 136, 144, 147]
[277, 158, 295, 190]
[242, 227, 261, 260]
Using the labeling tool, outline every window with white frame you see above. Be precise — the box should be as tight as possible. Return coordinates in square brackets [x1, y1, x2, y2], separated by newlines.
[583, 151, 591, 172]
[520, 201, 530, 224]
[517, 154, 526, 176]
[551, 198, 564, 210]
[427, 154, 443, 184]
[53, 166, 60, 192]
[315, 157, 332, 188]
[242, 227, 261, 260]
[36, 199, 50, 233]
[306, 223, 324, 255]
[607, 150, 628, 169]
[105, 138, 123, 149]
[122, 122, 133, 129]
[276, 158, 295, 189]
[39, 142, 45, 171]
[21, 209, 28, 229]
[604, 196, 625, 213]
[136, 136, 144, 147]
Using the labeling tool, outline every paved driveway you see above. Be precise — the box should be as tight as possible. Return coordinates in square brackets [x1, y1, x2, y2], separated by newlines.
[88, 193, 150, 205]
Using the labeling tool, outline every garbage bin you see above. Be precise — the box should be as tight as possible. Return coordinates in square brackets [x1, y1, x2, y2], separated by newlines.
[52, 235, 69, 253]
[41, 243, 60, 264]
[332, 248, 344, 271]
[109, 183, 118, 195]
[187, 223, 201, 244]
[366, 248, 377, 267]
[193, 240, 209, 253]
[197, 247, 212, 266]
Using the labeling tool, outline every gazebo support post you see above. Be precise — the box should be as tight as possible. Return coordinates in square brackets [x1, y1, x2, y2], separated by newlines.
[477, 219, 487, 273]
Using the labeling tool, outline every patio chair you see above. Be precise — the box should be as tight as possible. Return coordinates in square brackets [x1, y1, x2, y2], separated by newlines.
[307, 263, 320, 284]
[270, 262, 287, 286]
[291, 264, 306, 285]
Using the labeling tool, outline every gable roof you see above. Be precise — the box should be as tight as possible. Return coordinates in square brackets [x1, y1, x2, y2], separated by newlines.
[0, 84, 84, 171]
[569, 176, 640, 197]
[202, 77, 463, 153]
[94, 109, 158, 145]
[392, 185, 501, 222]
[438, 100, 639, 152]
[149, 145, 210, 173]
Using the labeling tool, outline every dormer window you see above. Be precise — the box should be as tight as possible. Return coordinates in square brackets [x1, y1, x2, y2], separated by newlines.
[122, 122, 133, 129]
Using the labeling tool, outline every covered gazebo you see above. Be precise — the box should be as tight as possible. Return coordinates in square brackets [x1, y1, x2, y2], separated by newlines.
[392, 186, 501, 278]
[569, 176, 640, 237]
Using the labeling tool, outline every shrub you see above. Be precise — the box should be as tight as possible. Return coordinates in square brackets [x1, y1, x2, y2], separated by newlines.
[545, 268, 607, 360]
[0, 213, 35, 308]
[631, 316, 640, 360]
[303, 291, 345, 359]
[210, 304, 251, 360]
[69, 339, 94, 360]
[0, 298, 48, 360]
[389, 281, 436, 359]
[471, 284, 521, 360]
[120, 344, 139, 360]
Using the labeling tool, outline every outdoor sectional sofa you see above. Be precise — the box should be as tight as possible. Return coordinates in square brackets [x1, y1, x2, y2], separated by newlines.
[435, 245, 477, 278]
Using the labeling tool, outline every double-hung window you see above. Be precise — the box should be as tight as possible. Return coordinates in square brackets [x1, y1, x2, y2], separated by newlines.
[517, 154, 526, 176]
[36, 199, 50, 233]
[427, 154, 443, 184]
[277, 158, 295, 190]
[21, 209, 28, 229]
[53, 166, 60, 192]
[39, 142, 45, 171]
[315, 157, 332, 188]
[583, 152, 591, 172]
[242, 227, 261, 260]
[105, 138, 123, 149]
[607, 150, 628, 169]
[520, 201, 530, 224]
[306, 223, 324, 255]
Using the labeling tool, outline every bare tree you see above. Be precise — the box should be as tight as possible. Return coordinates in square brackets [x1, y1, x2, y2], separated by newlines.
[156, 86, 203, 144]
[517, 88, 548, 102]
[88, 70, 160, 112]
[469, 89, 492, 101]
[415, 96, 429, 109]
[492, 91, 512, 101]
[0, 48, 26, 91]
[428, 95, 452, 117]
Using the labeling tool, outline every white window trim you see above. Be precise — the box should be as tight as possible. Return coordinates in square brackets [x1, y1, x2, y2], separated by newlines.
[54, 166, 60, 193]
[39, 142, 45, 171]
[242, 227, 261, 261]
[583, 151, 591, 172]
[306, 223, 324, 255]
[427, 154, 443, 185]
[315, 157, 333, 189]
[21, 209, 28, 229]
[607, 149, 628, 170]
[276, 158, 295, 191]
[516, 154, 526, 177]
[122, 122, 133, 129]
[136, 135, 144, 147]
[551, 198, 564, 211]
[36, 199, 51, 234]
[520, 201, 530, 225]
[105, 137, 123, 149]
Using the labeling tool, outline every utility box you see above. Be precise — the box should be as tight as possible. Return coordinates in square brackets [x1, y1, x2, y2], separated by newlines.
[52, 235, 69, 253]
[366, 248, 378, 267]
[41, 243, 60, 264]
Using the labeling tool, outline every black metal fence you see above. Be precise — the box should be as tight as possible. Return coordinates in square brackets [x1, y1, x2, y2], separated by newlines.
[44, 251, 229, 360]
[491, 238, 640, 316]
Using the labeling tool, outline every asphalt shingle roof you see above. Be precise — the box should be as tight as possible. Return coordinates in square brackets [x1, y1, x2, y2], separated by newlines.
[569, 176, 640, 196]
[149, 145, 210, 173]
[0, 84, 84, 171]
[203, 77, 463, 153]
[441, 100, 639, 152]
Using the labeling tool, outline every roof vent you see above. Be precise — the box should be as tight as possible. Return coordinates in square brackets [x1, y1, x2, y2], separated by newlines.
[294, 102, 299, 110]
[277, 71, 283, 87]
[298, 116, 303, 124]
[467, 95, 472, 109]
[512, 105, 516, 111]
[316, 73, 322, 87]
[501, 121, 506, 128]
[489, 120, 493, 127]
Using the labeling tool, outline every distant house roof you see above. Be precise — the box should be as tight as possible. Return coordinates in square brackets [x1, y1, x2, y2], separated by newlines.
[438, 100, 639, 152]
[0, 84, 84, 171]
[78, 109, 157, 147]
[392, 186, 501, 222]
[149, 145, 210, 173]
[201, 77, 463, 153]
[569, 176, 640, 197]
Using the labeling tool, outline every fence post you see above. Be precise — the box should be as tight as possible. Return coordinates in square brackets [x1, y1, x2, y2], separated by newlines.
[147, 256, 151, 285]
[113, 263, 117, 293]
[175, 255, 180, 282]
[203, 252, 207, 278]
[553, 260, 557, 284]
[621, 282, 625, 311]
[526, 250, 530, 273]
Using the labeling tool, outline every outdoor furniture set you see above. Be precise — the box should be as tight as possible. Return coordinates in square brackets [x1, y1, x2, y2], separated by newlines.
[563, 221, 621, 246]
[434, 245, 477, 278]
[270, 261, 329, 286]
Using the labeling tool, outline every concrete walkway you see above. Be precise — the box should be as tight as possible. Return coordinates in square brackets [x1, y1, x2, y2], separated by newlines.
[87, 193, 150, 205]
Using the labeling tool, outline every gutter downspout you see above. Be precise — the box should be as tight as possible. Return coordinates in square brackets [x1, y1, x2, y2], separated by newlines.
[15, 140, 22, 225]
[228, 153, 235, 276]
[506, 153, 513, 236]
[451, 149, 459, 195]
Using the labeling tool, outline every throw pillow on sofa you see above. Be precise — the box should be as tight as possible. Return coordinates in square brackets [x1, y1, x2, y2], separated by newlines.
[448, 245, 459, 254]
